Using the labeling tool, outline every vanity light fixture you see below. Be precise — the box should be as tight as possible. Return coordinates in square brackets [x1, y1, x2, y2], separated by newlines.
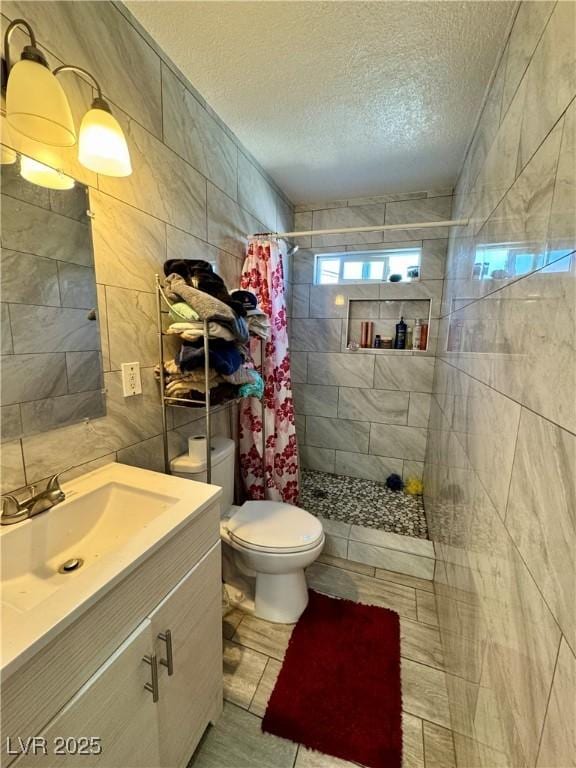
[3, 19, 76, 147]
[0, 119, 18, 164]
[0, 145, 17, 165]
[53, 65, 132, 177]
[20, 155, 75, 190]
[2, 19, 132, 178]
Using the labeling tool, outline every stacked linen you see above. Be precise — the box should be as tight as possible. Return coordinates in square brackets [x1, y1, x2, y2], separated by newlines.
[154, 359, 223, 393]
[164, 273, 249, 344]
[178, 340, 243, 376]
[157, 352, 264, 405]
[166, 322, 235, 342]
[159, 259, 263, 405]
[168, 301, 199, 323]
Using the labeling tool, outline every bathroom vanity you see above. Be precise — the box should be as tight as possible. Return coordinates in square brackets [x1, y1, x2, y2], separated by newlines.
[0, 464, 223, 767]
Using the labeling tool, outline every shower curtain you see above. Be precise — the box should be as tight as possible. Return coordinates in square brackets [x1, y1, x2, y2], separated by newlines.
[239, 239, 299, 504]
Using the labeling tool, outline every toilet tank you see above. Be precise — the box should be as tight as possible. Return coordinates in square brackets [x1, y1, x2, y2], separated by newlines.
[170, 436, 235, 513]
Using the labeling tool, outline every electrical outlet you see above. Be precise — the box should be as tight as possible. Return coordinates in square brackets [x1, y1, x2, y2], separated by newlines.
[121, 362, 142, 397]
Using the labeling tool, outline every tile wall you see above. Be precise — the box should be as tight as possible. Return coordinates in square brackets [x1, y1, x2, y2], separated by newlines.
[1, 166, 105, 441]
[0, 0, 293, 494]
[288, 191, 452, 484]
[424, 2, 576, 766]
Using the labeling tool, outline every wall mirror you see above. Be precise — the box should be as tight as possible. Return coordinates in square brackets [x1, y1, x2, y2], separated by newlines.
[0, 146, 105, 440]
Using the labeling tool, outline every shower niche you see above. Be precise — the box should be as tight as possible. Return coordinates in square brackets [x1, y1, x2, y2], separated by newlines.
[345, 298, 432, 352]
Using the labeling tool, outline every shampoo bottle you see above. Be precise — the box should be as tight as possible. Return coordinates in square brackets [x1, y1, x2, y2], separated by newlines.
[394, 316, 407, 349]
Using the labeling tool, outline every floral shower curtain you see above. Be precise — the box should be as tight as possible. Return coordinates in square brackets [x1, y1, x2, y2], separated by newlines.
[239, 239, 299, 504]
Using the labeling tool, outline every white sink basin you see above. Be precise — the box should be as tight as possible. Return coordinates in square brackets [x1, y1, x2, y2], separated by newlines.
[0, 462, 221, 676]
[2, 483, 179, 612]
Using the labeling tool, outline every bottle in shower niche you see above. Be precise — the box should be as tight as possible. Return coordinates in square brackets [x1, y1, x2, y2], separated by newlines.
[413, 319, 421, 350]
[394, 316, 407, 349]
[419, 319, 429, 350]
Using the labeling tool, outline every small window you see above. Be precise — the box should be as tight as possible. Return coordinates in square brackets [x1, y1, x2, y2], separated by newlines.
[314, 248, 421, 285]
[472, 243, 569, 280]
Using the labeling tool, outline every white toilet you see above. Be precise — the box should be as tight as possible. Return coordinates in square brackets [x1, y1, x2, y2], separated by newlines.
[170, 437, 324, 623]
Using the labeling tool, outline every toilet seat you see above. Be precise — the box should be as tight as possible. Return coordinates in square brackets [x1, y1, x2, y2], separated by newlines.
[225, 501, 324, 554]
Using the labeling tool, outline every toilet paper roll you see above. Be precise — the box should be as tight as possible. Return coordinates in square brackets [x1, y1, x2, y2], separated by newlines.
[188, 435, 207, 462]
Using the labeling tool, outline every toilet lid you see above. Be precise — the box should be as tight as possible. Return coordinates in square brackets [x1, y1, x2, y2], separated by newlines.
[226, 501, 324, 552]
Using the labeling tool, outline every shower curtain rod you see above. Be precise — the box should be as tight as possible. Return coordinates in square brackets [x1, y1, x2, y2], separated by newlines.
[248, 218, 469, 240]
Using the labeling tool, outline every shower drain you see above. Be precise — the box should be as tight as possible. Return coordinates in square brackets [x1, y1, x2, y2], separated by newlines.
[58, 558, 84, 574]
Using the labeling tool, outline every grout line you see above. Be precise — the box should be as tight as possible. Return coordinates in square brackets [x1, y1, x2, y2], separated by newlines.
[92, 172, 266, 262]
[2, 189, 92, 226]
[417, 715, 426, 768]
[535, 633, 562, 765]
[457, 21, 565, 224]
[498, 2, 558, 155]
[501, 405, 523, 526]
[228, 614, 245, 644]
[248, 655, 273, 712]
[544, 101, 568, 239]
[455, 2, 520, 193]
[461, 84, 573, 256]
[109, 3, 293, 208]
[204, 177, 209, 242]
[159, 59, 165, 144]
[429, 388, 575, 656]
[291, 746, 300, 768]
[420, 717, 458, 768]
[18, 438, 27, 486]
[439, 239, 576, 323]
[2, 297, 102, 311]
[437, 356, 576, 439]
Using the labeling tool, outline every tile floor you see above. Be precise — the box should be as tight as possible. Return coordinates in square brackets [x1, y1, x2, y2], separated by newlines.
[189, 554, 457, 768]
[299, 470, 428, 538]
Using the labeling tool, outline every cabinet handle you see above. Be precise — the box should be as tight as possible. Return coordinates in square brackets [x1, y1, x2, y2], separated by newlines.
[158, 630, 174, 675]
[143, 654, 159, 702]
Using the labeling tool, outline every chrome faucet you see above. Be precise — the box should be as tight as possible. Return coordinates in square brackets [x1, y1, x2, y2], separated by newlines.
[1, 472, 67, 525]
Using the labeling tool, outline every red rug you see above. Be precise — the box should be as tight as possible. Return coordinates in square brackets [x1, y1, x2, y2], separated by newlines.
[262, 590, 402, 768]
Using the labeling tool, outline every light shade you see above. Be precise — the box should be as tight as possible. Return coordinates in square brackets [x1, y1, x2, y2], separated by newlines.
[78, 107, 132, 177]
[1, 145, 18, 165]
[6, 59, 76, 148]
[20, 155, 75, 190]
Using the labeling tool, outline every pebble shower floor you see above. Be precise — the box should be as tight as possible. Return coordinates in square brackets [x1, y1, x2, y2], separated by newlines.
[299, 469, 429, 539]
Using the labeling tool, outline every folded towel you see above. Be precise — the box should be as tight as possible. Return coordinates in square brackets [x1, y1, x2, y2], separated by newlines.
[165, 274, 250, 344]
[165, 273, 237, 323]
[179, 340, 242, 376]
[166, 382, 239, 405]
[154, 363, 223, 393]
[169, 302, 200, 323]
[167, 322, 235, 342]
[164, 260, 246, 317]
[165, 376, 224, 396]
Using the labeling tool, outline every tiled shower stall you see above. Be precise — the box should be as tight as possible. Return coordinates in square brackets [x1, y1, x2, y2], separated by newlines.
[288, 191, 451, 484]
[287, 192, 452, 548]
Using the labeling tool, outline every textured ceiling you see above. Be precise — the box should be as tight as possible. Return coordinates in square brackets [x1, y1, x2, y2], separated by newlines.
[126, 1, 515, 203]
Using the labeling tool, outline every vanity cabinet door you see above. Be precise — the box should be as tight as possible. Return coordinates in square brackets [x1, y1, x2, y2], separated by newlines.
[149, 542, 222, 768]
[10, 620, 161, 768]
